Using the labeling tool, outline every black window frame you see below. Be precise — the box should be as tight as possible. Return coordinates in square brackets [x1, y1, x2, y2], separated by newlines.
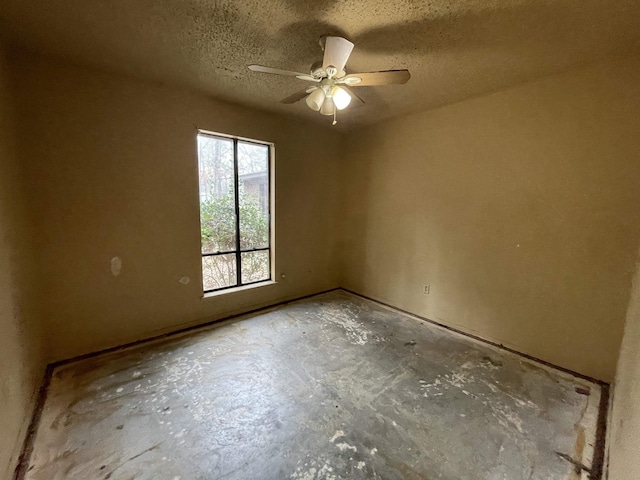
[197, 130, 273, 294]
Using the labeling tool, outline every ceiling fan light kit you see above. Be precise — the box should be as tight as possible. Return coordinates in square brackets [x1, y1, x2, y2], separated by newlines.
[332, 86, 352, 110]
[305, 83, 351, 113]
[248, 35, 411, 125]
[306, 87, 325, 111]
[320, 96, 335, 116]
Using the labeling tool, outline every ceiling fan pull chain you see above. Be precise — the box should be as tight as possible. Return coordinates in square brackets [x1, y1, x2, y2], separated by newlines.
[332, 108, 337, 126]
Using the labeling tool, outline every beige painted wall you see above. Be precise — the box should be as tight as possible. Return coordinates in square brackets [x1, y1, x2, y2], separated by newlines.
[9, 49, 343, 363]
[608, 247, 640, 479]
[0, 44, 44, 479]
[341, 57, 640, 382]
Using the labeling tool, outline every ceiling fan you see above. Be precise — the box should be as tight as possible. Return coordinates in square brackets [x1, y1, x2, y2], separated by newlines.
[248, 36, 411, 125]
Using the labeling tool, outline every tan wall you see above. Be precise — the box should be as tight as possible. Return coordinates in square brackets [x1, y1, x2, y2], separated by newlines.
[9, 50, 343, 362]
[0, 44, 44, 479]
[6, 47, 640, 478]
[608, 247, 640, 479]
[341, 57, 640, 382]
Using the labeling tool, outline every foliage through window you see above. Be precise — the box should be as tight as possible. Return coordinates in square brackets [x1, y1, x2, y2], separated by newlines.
[197, 131, 272, 292]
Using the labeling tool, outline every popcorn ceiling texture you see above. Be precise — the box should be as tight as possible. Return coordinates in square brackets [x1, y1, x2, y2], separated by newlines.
[1, 0, 639, 128]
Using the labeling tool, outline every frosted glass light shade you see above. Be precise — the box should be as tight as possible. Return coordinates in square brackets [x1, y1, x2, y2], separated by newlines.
[332, 87, 352, 110]
[305, 88, 325, 111]
[320, 97, 335, 115]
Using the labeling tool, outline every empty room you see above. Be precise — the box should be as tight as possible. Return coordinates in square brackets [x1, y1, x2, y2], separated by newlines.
[1, 1, 640, 479]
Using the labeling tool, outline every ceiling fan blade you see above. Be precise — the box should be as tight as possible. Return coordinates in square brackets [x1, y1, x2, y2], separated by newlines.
[248, 65, 308, 77]
[340, 70, 411, 86]
[342, 86, 365, 104]
[322, 36, 354, 73]
[280, 89, 311, 104]
[296, 74, 321, 82]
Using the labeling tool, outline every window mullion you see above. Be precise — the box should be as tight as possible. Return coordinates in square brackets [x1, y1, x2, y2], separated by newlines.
[233, 138, 242, 286]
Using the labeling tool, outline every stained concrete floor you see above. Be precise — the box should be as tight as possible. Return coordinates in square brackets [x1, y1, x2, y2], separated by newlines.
[22, 290, 603, 480]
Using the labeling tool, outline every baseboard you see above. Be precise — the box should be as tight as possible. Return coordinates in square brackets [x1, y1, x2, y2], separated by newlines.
[601, 383, 616, 480]
[13, 365, 53, 480]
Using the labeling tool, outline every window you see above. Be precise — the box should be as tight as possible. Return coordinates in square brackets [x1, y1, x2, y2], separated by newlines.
[197, 131, 273, 293]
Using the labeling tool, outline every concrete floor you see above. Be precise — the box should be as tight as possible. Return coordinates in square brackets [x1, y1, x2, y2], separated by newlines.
[22, 290, 603, 480]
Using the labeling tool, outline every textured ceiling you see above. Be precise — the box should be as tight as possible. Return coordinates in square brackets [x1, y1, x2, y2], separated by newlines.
[2, 0, 640, 129]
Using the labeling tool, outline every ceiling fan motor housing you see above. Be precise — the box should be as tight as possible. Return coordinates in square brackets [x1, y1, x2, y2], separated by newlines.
[310, 61, 345, 80]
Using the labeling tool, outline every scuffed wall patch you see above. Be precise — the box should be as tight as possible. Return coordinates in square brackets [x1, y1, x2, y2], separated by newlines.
[110, 257, 122, 277]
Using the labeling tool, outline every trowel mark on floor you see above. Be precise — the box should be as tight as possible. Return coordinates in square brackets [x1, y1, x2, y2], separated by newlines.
[417, 360, 536, 434]
[290, 457, 336, 480]
[330, 430, 358, 453]
[319, 308, 369, 345]
[419, 378, 444, 398]
[161, 356, 208, 386]
[335, 442, 357, 453]
[447, 370, 470, 388]
[290, 453, 373, 480]
[317, 302, 387, 346]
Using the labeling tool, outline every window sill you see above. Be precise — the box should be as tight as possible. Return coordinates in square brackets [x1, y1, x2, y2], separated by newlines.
[201, 280, 277, 300]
